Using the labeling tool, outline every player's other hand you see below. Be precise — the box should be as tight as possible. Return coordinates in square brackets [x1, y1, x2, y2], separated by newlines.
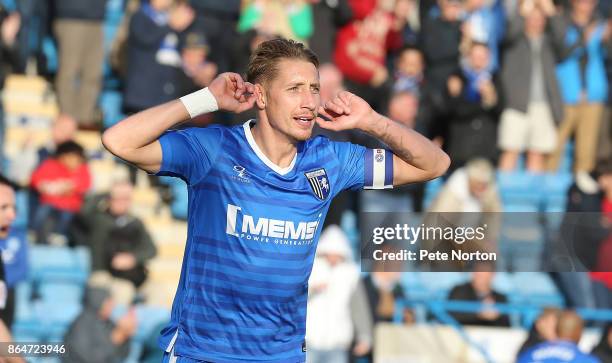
[208, 73, 256, 114]
[316, 91, 376, 132]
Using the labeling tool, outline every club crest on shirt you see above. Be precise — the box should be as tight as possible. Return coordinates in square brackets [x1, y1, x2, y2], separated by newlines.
[305, 168, 330, 200]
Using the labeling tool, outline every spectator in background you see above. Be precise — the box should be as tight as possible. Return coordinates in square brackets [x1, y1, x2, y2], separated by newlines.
[8, 114, 77, 188]
[428, 158, 501, 212]
[420, 0, 463, 107]
[518, 311, 601, 363]
[308, 0, 353, 63]
[306, 225, 372, 363]
[448, 264, 511, 327]
[70, 181, 156, 305]
[498, 0, 564, 172]
[393, 46, 425, 96]
[552, 159, 611, 310]
[62, 286, 137, 363]
[188, 0, 241, 73]
[589, 159, 612, 310]
[0, 175, 17, 328]
[177, 32, 217, 95]
[319, 63, 345, 105]
[460, 0, 506, 71]
[30, 141, 91, 245]
[548, 0, 611, 193]
[425, 159, 501, 266]
[334, 0, 407, 112]
[362, 258, 411, 325]
[123, 0, 195, 114]
[53, 0, 107, 128]
[517, 307, 561, 358]
[592, 323, 612, 363]
[0, 4, 20, 158]
[359, 251, 412, 361]
[238, 0, 314, 43]
[444, 43, 501, 170]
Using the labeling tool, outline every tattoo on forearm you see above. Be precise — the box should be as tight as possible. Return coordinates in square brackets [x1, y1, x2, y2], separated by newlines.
[376, 118, 414, 163]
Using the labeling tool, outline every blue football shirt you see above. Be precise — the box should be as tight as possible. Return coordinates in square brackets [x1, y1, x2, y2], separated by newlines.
[156, 120, 393, 362]
[517, 341, 601, 363]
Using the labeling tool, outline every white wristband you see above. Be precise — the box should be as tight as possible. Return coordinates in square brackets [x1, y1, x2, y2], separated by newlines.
[179, 87, 219, 118]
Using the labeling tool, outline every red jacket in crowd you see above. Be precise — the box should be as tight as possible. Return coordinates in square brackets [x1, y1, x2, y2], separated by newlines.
[333, 0, 403, 84]
[31, 158, 91, 212]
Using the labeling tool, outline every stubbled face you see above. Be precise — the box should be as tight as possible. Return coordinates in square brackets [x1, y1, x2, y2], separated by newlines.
[260, 59, 320, 142]
[0, 185, 16, 239]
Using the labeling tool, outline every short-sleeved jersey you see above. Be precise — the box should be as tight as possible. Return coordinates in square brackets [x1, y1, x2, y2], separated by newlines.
[517, 341, 602, 363]
[156, 120, 393, 362]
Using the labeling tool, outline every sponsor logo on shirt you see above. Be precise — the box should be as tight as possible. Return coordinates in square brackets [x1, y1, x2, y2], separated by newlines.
[226, 204, 321, 245]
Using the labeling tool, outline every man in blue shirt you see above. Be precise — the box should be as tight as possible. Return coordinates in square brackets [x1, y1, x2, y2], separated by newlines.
[518, 311, 601, 363]
[103, 38, 450, 362]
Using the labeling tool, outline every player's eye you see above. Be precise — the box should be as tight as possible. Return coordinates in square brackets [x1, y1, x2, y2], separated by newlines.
[288, 86, 299, 92]
[311, 87, 320, 94]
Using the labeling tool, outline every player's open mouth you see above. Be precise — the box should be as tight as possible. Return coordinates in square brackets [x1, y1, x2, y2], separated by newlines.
[0, 225, 9, 234]
[293, 116, 314, 127]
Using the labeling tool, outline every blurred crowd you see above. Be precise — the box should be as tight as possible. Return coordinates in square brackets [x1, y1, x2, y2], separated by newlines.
[0, 0, 608, 362]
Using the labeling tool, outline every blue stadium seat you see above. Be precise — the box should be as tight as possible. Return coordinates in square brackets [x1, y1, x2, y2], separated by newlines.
[38, 282, 84, 305]
[542, 172, 572, 213]
[508, 272, 563, 307]
[159, 176, 188, 220]
[497, 171, 543, 212]
[420, 272, 469, 300]
[100, 90, 125, 128]
[13, 190, 29, 229]
[423, 178, 443, 210]
[29, 246, 90, 283]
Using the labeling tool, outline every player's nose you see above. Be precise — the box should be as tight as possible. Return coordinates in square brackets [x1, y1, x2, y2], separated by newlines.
[301, 90, 318, 111]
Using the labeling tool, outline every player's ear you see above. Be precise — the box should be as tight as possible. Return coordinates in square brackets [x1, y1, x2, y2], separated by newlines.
[255, 84, 266, 109]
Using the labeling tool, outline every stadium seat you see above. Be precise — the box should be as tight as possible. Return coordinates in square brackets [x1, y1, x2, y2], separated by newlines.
[159, 176, 188, 220]
[423, 178, 443, 210]
[420, 272, 469, 300]
[497, 171, 543, 212]
[38, 282, 84, 305]
[100, 90, 126, 128]
[29, 246, 91, 283]
[13, 190, 29, 229]
[508, 272, 563, 307]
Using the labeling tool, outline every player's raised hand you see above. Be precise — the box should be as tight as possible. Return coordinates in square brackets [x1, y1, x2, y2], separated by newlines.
[316, 91, 377, 132]
[208, 73, 256, 114]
